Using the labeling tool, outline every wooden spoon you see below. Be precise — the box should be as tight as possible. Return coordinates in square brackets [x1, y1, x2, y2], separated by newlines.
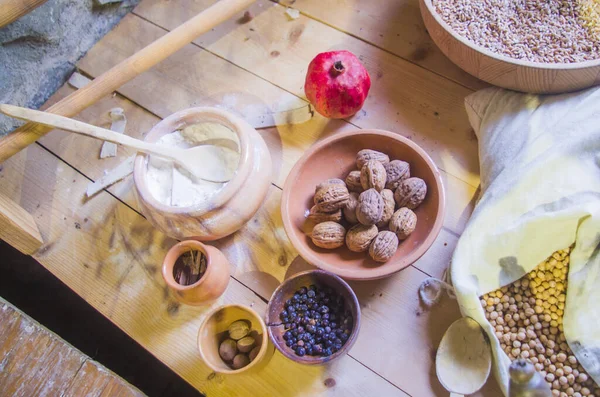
[0, 104, 238, 183]
[436, 317, 492, 396]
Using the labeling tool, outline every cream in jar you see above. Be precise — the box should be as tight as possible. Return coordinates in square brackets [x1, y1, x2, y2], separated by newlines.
[145, 122, 240, 207]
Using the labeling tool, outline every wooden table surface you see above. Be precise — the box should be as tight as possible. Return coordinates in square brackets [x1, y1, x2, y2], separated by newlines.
[0, 0, 504, 395]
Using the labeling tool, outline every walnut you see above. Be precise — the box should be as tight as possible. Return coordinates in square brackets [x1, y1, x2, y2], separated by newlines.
[346, 224, 378, 252]
[389, 208, 417, 240]
[311, 221, 346, 249]
[315, 178, 345, 193]
[360, 160, 386, 192]
[384, 160, 410, 190]
[314, 182, 349, 212]
[376, 189, 395, 229]
[343, 192, 359, 224]
[356, 189, 384, 226]
[307, 205, 342, 224]
[394, 177, 427, 209]
[356, 149, 390, 169]
[369, 231, 399, 262]
[345, 171, 363, 193]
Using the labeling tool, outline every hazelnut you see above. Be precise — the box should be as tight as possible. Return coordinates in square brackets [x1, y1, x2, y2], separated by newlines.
[228, 320, 251, 340]
[307, 205, 342, 224]
[314, 182, 350, 212]
[360, 160, 386, 192]
[369, 231, 399, 262]
[219, 339, 238, 361]
[389, 208, 417, 240]
[249, 346, 260, 362]
[376, 189, 395, 229]
[346, 224, 378, 252]
[237, 336, 256, 353]
[384, 160, 410, 190]
[356, 149, 390, 169]
[343, 192, 359, 224]
[394, 177, 427, 209]
[356, 189, 384, 226]
[232, 353, 250, 369]
[345, 171, 363, 193]
[311, 222, 346, 249]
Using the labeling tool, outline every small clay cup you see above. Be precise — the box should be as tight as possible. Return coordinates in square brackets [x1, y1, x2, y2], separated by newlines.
[198, 304, 274, 374]
[162, 240, 230, 305]
[265, 270, 361, 365]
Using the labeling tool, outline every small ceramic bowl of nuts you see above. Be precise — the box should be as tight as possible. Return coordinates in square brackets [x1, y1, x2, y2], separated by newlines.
[281, 129, 445, 280]
[197, 304, 275, 374]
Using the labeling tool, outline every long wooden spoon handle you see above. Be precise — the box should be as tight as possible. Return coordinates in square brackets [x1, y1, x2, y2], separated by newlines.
[0, 0, 255, 163]
[0, 104, 178, 160]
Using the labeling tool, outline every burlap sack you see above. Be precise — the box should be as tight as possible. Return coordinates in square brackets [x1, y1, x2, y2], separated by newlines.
[451, 86, 600, 395]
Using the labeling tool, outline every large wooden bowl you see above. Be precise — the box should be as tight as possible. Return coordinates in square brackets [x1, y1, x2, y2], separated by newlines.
[419, 0, 600, 94]
[281, 129, 445, 280]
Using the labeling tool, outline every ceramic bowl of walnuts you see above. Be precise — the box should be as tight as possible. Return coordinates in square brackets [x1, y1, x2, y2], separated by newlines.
[281, 129, 445, 280]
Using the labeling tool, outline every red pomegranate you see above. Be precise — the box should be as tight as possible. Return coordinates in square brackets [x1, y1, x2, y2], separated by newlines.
[304, 50, 371, 119]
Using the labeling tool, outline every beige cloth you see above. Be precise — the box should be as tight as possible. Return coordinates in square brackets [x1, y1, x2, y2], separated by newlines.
[452, 86, 600, 395]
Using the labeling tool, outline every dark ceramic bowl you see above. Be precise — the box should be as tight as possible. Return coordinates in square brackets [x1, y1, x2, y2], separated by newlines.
[265, 270, 361, 365]
[281, 129, 445, 280]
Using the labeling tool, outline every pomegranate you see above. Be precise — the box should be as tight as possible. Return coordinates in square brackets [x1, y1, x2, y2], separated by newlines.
[304, 50, 371, 119]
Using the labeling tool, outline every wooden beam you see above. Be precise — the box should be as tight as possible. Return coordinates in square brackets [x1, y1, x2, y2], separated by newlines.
[0, 0, 47, 28]
[0, 192, 43, 255]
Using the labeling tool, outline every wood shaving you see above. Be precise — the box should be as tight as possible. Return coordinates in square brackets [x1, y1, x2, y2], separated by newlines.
[285, 8, 300, 20]
[100, 108, 126, 159]
[86, 155, 134, 197]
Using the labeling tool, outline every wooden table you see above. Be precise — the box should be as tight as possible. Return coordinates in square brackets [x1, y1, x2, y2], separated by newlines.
[0, 0, 503, 395]
[0, 297, 143, 396]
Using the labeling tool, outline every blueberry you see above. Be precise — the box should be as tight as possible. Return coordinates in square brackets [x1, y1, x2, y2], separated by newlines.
[285, 299, 293, 307]
[330, 322, 337, 329]
[307, 289, 316, 298]
[285, 323, 291, 329]
[324, 348, 333, 356]
[301, 293, 308, 302]
[322, 313, 330, 320]
[299, 287, 307, 294]
[288, 306, 296, 313]
[340, 333, 349, 342]
[312, 303, 319, 310]
[325, 326, 332, 333]
[308, 319, 316, 326]
[296, 347, 306, 356]
[328, 333, 337, 341]
[307, 297, 315, 305]
[282, 316, 289, 323]
[286, 339, 293, 347]
[316, 327, 324, 336]
[306, 347, 313, 356]
[292, 343, 298, 350]
[290, 323, 297, 330]
[334, 342, 343, 350]
[292, 294, 300, 302]
[325, 340, 333, 347]
[297, 340, 305, 347]
[297, 326, 304, 333]
[306, 324, 315, 333]
[283, 331, 292, 340]
[313, 344, 323, 354]
[297, 333, 305, 341]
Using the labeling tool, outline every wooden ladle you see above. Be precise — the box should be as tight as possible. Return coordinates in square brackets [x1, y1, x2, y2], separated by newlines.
[0, 104, 238, 183]
[436, 317, 492, 396]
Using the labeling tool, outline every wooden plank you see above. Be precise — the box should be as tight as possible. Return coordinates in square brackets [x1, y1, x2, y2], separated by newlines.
[0, 145, 408, 396]
[0, 0, 47, 28]
[72, 13, 478, 237]
[131, 0, 481, 188]
[0, 302, 86, 396]
[0, 192, 43, 255]
[275, 0, 488, 91]
[62, 360, 144, 397]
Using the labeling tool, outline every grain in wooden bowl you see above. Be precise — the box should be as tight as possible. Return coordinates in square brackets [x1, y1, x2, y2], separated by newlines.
[419, 0, 600, 93]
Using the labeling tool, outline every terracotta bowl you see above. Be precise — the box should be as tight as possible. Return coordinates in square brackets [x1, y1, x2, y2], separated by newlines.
[265, 270, 361, 365]
[419, 0, 600, 94]
[281, 129, 445, 280]
[133, 107, 272, 241]
[162, 239, 230, 306]
[198, 304, 275, 374]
